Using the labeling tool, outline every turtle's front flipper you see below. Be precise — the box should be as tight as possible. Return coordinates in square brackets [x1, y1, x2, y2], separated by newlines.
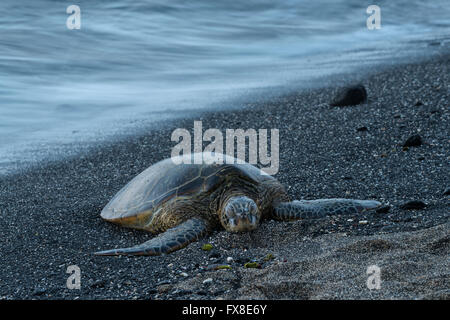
[273, 199, 381, 221]
[94, 218, 208, 256]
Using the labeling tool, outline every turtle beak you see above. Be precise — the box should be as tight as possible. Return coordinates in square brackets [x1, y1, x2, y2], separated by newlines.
[229, 212, 259, 232]
[221, 196, 260, 232]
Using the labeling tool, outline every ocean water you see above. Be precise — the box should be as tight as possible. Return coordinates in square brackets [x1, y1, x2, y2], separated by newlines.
[0, 0, 449, 174]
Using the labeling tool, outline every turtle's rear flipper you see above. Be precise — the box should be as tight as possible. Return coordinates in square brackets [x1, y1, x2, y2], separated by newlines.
[94, 218, 208, 256]
[273, 199, 381, 221]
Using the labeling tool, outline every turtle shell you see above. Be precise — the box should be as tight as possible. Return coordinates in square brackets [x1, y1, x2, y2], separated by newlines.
[101, 153, 273, 224]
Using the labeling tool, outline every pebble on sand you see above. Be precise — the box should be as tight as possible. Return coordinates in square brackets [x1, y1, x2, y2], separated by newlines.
[244, 262, 261, 269]
[403, 134, 423, 148]
[399, 200, 427, 210]
[330, 84, 367, 107]
[376, 205, 391, 214]
[201, 244, 213, 251]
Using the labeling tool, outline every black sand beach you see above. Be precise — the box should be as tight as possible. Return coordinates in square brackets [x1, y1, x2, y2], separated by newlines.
[0, 54, 449, 299]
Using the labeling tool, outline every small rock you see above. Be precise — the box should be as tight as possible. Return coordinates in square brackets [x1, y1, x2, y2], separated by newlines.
[330, 84, 367, 107]
[202, 244, 213, 251]
[443, 187, 450, 196]
[244, 262, 261, 269]
[32, 288, 46, 296]
[180, 272, 188, 277]
[216, 265, 232, 270]
[263, 253, 275, 261]
[359, 220, 369, 225]
[234, 257, 248, 264]
[172, 289, 192, 296]
[156, 280, 171, 286]
[414, 101, 423, 106]
[90, 280, 106, 288]
[147, 288, 158, 295]
[399, 200, 426, 210]
[403, 134, 422, 148]
[356, 126, 368, 132]
[226, 257, 234, 263]
[157, 284, 172, 294]
[202, 278, 213, 285]
[376, 205, 391, 214]
[210, 258, 222, 264]
[206, 264, 231, 271]
[208, 251, 221, 259]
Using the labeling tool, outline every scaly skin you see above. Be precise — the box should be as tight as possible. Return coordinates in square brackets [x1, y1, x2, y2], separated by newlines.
[95, 218, 208, 256]
[273, 199, 381, 220]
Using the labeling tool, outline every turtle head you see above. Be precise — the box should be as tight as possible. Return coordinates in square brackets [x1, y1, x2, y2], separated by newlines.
[220, 196, 260, 232]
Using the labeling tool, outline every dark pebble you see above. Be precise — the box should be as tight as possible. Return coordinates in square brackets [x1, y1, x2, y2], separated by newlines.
[234, 257, 249, 264]
[156, 280, 171, 286]
[403, 134, 422, 148]
[443, 187, 450, 196]
[330, 84, 367, 107]
[356, 126, 368, 132]
[212, 289, 226, 296]
[376, 205, 391, 214]
[399, 200, 427, 210]
[208, 251, 221, 259]
[147, 288, 158, 295]
[32, 288, 46, 296]
[90, 280, 106, 288]
[172, 289, 192, 296]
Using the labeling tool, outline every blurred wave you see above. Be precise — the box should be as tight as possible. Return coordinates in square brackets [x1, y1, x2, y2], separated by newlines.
[0, 0, 449, 173]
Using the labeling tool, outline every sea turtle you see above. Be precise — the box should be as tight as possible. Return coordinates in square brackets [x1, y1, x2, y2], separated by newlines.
[95, 153, 381, 256]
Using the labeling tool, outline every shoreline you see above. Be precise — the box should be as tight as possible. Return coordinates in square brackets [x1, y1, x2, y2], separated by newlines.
[1, 42, 448, 178]
[0, 54, 449, 299]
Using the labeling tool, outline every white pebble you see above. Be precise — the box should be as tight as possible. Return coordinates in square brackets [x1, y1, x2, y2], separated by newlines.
[226, 257, 233, 263]
[180, 272, 188, 277]
[203, 278, 213, 284]
[359, 220, 369, 225]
